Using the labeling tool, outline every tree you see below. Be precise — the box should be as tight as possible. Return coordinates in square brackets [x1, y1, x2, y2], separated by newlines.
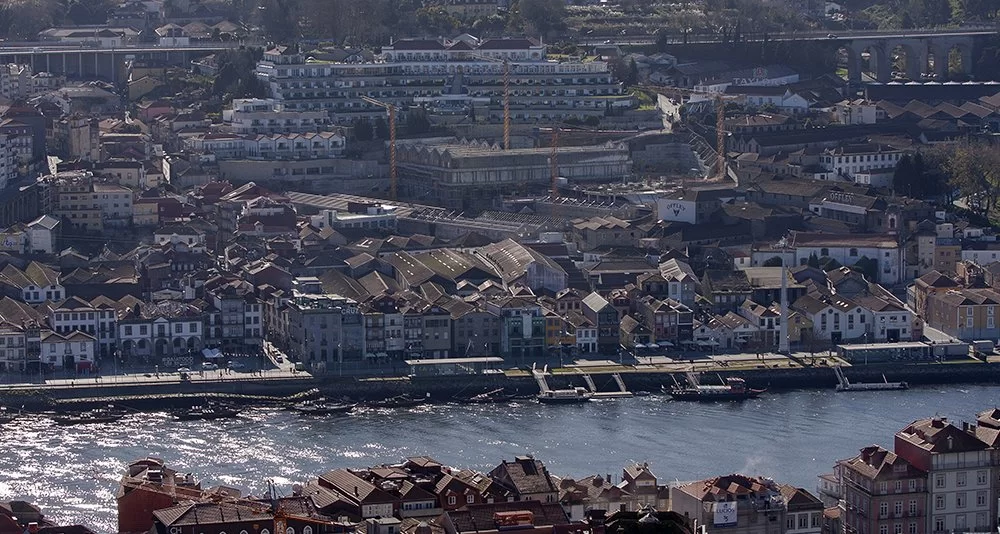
[807, 253, 820, 268]
[517, 0, 566, 36]
[406, 108, 432, 135]
[762, 256, 784, 267]
[626, 58, 639, 87]
[853, 256, 878, 281]
[353, 118, 374, 141]
[893, 154, 916, 197]
[374, 117, 389, 140]
[945, 140, 1000, 219]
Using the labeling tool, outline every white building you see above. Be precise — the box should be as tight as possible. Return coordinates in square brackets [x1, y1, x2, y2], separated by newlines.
[183, 130, 346, 160]
[835, 100, 878, 125]
[93, 183, 133, 227]
[154, 224, 207, 252]
[792, 293, 868, 343]
[309, 205, 397, 231]
[854, 294, 914, 342]
[255, 36, 629, 124]
[755, 232, 903, 285]
[40, 330, 96, 371]
[0, 64, 32, 101]
[0, 322, 26, 372]
[49, 296, 117, 358]
[118, 301, 206, 362]
[817, 143, 906, 181]
[25, 215, 60, 254]
[224, 98, 333, 134]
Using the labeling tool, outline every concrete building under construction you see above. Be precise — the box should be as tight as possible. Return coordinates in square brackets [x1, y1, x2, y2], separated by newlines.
[396, 138, 632, 213]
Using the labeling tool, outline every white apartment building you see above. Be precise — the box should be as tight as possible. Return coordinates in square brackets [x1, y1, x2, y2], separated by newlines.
[49, 297, 117, 358]
[40, 330, 96, 371]
[255, 35, 630, 124]
[117, 301, 206, 362]
[223, 98, 333, 134]
[817, 143, 906, 180]
[0, 322, 26, 372]
[184, 130, 346, 160]
[894, 418, 994, 534]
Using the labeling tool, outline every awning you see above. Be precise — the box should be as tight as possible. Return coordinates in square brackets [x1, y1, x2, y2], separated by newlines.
[658, 341, 674, 348]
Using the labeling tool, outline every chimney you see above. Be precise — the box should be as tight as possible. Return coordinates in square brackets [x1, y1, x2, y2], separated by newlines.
[354, 486, 359, 496]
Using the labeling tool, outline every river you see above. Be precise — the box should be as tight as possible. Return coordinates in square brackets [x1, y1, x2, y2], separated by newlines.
[0, 385, 997, 533]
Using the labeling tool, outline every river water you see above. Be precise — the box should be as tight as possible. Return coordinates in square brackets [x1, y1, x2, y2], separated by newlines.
[1, 385, 997, 533]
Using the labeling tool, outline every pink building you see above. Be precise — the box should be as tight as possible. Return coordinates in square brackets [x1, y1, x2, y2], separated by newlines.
[837, 445, 927, 534]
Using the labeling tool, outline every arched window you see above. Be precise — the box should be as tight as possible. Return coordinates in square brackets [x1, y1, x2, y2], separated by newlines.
[303, 528, 313, 534]
[286, 528, 295, 534]
[261, 530, 271, 534]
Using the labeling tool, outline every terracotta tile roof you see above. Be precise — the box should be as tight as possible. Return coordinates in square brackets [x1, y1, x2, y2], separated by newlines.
[448, 501, 567, 533]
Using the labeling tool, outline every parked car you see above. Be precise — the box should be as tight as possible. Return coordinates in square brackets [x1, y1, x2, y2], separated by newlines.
[201, 362, 219, 370]
[227, 361, 246, 369]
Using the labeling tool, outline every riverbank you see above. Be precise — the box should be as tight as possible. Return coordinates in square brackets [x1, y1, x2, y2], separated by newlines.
[2, 357, 998, 412]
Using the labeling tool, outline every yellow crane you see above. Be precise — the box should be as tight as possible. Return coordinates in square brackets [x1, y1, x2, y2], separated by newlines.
[361, 95, 398, 201]
[470, 53, 512, 150]
[637, 85, 736, 179]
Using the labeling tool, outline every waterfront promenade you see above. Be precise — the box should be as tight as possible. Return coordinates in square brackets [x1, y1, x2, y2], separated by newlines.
[0, 347, 995, 406]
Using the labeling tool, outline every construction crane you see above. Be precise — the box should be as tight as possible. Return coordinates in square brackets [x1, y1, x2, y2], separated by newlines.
[360, 95, 398, 201]
[637, 85, 736, 179]
[549, 127, 559, 197]
[470, 53, 512, 150]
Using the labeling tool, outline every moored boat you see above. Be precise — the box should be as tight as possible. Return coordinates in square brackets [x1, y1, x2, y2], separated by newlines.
[666, 377, 765, 401]
[0, 406, 18, 425]
[52, 406, 127, 425]
[537, 387, 592, 404]
[173, 403, 240, 421]
[292, 399, 357, 415]
[369, 394, 428, 409]
[455, 388, 516, 404]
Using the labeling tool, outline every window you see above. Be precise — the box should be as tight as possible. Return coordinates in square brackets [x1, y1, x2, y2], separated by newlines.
[894, 525, 902, 534]
[909, 500, 917, 516]
[124, 326, 133, 336]
[174, 323, 183, 334]
[977, 470, 987, 485]
[467, 494, 475, 504]
[881, 502, 889, 518]
[447, 495, 456, 505]
[850, 248, 859, 257]
[894, 480, 901, 492]
[934, 518, 944, 532]
[787, 517, 796, 530]
[935, 474, 945, 488]
[799, 514, 808, 529]
[895, 502, 902, 517]
[880, 526, 888, 534]
[956, 492, 966, 508]
[908, 524, 916, 534]
[976, 491, 986, 506]
[935, 495, 944, 510]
